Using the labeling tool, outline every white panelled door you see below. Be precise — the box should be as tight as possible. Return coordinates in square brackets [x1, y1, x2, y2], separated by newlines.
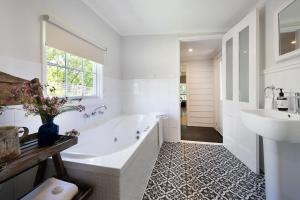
[222, 9, 260, 173]
[186, 62, 215, 127]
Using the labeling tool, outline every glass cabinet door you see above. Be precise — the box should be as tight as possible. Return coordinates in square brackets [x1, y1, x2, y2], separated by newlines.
[239, 27, 249, 102]
[226, 38, 233, 100]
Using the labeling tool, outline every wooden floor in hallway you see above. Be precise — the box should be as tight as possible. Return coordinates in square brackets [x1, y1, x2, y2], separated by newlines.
[181, 126, 223, 143]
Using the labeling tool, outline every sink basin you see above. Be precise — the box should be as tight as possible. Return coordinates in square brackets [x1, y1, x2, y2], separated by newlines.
[241, 109, 300, 200]
[241, 109, 300, 143]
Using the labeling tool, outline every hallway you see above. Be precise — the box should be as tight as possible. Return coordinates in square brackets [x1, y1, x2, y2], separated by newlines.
[181, 126, 223, 143]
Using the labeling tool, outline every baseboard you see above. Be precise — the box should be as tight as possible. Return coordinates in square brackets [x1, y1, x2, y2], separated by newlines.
[214, 126, 223, 136]
[181, 140, 223, 145]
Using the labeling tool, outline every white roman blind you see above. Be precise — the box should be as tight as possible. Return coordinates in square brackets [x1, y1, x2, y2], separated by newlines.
[44, 19, 106, 65]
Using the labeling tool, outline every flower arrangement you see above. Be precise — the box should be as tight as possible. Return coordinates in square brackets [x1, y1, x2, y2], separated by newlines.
[9, 81, 85, 124]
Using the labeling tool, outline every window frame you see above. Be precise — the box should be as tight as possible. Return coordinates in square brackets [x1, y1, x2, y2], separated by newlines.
[42, 46, 103, 99]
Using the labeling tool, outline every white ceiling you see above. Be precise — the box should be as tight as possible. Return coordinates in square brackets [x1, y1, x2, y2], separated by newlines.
[180, 39, 222, 62]
[82, 0, 259, 36]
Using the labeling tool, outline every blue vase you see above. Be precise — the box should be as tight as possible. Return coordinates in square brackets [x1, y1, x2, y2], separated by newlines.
[38, 118, 59, 147]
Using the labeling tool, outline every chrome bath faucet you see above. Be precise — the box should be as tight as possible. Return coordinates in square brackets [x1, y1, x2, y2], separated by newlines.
[91, 105, 108, 116]
[83, 105, 108, 118]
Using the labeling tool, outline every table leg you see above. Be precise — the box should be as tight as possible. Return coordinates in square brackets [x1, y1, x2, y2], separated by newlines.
[52, 153, 69, 179]
[33, 160, 47, 187]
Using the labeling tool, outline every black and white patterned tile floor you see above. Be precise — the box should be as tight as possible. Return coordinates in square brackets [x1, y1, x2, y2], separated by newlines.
[143, 142, 265, 200]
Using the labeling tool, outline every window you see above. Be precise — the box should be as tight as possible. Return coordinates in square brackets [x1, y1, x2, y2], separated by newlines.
[180, 84, 187, 101]
[46, 46, 102, 98]
[180, 84, 187, 95]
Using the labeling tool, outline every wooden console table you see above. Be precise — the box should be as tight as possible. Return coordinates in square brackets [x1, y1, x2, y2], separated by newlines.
[0, 134, 92, 200]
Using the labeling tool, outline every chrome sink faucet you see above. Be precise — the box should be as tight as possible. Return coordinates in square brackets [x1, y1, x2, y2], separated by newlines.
[294, 93, 300, 114]
[264, 85, 276, 110]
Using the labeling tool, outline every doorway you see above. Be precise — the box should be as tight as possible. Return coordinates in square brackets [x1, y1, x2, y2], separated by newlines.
[180, 39, 223, 143]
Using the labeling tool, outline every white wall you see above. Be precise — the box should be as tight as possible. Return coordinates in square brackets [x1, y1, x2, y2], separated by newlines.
[255, 0, 300, 173]
[121, 36, 179, 79]
[259, 0, 300, 194]
[0, 0, 122, 134]
[213, 55, 223, 134]
[0, 1, 121, 199]
[121, 35, 180, 142]
[0, 0, 121, 77]
[263, 0, 300, 93]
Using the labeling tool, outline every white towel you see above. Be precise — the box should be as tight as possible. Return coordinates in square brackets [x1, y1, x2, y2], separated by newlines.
[21, 178, 78, 200]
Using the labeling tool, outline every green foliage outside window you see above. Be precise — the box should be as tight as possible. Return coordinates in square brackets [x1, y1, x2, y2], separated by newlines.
[46, 47, 98, 97]
[180, 84, 187, 95]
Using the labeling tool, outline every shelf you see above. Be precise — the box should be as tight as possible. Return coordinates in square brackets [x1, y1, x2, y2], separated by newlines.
[21, 176, 93, 200]
[0, 134, 77, 183]
[63, 178, 93, 200]
[0, 133, 93, 200]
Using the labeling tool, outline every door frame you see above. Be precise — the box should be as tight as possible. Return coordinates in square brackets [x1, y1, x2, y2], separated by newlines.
[176, 34, 224, 141]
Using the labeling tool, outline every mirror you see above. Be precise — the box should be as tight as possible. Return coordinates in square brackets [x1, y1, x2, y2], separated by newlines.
[278, 0, 300, 56]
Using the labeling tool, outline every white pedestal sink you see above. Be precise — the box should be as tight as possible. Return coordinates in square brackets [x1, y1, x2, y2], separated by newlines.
[241, 109, 300, 200]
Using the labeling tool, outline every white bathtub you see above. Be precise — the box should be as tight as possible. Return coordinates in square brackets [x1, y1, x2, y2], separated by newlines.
[60, 113, 162, 200]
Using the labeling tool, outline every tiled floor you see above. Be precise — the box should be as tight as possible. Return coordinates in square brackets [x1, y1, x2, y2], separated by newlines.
[143, 142, 265, 200]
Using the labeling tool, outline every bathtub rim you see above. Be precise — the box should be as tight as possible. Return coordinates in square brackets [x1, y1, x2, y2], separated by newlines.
[60, 120, 159, 177]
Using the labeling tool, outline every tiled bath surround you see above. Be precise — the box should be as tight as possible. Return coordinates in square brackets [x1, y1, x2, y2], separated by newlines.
[121, 78, 180, 142]
[121, 35, 181, 142]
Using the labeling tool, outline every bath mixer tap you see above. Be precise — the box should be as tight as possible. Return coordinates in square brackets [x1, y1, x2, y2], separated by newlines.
[91, 105, 108, 115]
[83, 105, 108, 118]
[83, 113, 90, 118]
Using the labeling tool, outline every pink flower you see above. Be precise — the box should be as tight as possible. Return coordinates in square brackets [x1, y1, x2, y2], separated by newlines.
[10, 83, 85, 121]
[77, 105, 85, 112]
